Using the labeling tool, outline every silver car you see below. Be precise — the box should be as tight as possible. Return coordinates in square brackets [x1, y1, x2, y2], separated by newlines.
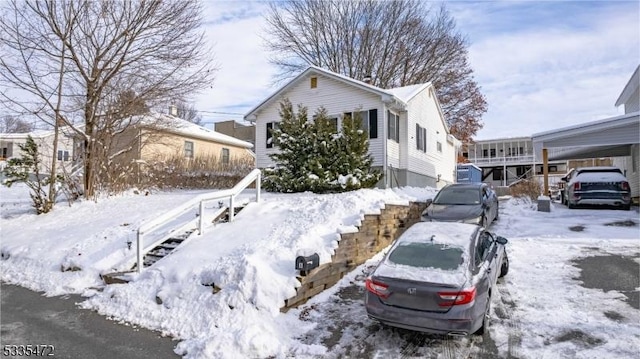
[365, 222, 509, 336]
[421, 183, 499, 228]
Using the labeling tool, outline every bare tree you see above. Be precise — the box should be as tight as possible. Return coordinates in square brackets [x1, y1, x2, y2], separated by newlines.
[264, 0, 487, 143]
[0, 0, 217, 198]
[175, 101, 203, 125]
[0, 115, 33, 133]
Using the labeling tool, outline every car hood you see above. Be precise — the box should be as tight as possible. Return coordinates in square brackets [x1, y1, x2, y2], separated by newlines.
[425, 204, 483, 220]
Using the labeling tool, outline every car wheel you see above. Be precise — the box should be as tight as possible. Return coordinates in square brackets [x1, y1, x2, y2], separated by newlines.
[568, 201, 575, 209]
[499, 252, 509, 278]
[623, 204, 631, 211]
[475, 295, 491, 336]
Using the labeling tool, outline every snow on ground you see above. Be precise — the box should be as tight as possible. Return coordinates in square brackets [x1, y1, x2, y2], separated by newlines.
[1, 184, 639, 359]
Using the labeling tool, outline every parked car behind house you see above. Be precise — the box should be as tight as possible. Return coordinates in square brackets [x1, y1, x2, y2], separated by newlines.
[562, 167, 631, 210]
[421, 183, 499, 228]
[365, 222, 509, 336]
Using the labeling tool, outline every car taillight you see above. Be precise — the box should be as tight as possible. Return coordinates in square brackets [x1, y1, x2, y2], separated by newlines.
[621, 181, 630, 191]
[573, 182, 581, 191]
[365, 278, 390, 299]
[438, 287, 477, 306]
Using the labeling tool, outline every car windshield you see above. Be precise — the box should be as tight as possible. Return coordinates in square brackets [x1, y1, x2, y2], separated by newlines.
[388, 242, 464, 270]
[433, 188, 481, 205]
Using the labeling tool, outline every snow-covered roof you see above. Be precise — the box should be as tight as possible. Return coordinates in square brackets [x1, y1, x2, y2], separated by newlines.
[142, 113, 253, 149]
[386, 83, 430, 103]
[244, 66, 452, 134]
[0, 130, 55, 139]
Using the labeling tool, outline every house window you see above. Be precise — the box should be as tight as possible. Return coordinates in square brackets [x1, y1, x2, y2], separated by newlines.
[266, 122, 279, 149]
[462, 152, 468, 159]
[437, 141, 442, 153]
[482, 149, 488, 157]
[493, 168, 504, 181]
[57, 150, 70, 161]
[328, 117, 338, 133]
[310, 77, 317, 89]
[348, 109, 378, 139]
[490, 149, 496, 157]
[387, 111, 399, 143]
[184, 141, 194, 158]
[415, 124, 426, 152]
[519, 147, 524, 155]
[221, 148, 230, 164]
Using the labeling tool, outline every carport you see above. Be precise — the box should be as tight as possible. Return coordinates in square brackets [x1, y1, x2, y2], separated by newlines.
[532, 112, 640, 197]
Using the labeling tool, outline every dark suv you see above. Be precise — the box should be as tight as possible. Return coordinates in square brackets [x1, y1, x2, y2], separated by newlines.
[562, 167, 631, 210]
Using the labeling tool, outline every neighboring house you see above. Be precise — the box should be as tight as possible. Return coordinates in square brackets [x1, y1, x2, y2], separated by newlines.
[244, 66, 460, 188]
[612, 65, 640, 199]
[463, 137, 567, 189]
[532, 65, 640, 199]
[0, 128, 76, 176]
[107, 113, 255, 167]
[214, 120, 256, 148]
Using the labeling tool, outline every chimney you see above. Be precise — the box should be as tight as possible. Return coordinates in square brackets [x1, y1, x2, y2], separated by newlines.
[169, 104, 178, 116]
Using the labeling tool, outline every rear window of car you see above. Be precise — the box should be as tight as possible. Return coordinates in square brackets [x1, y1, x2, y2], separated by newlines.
[433, 187, 481, 205]
[388, 242, 464, 270]
[577, 168, 622, 174]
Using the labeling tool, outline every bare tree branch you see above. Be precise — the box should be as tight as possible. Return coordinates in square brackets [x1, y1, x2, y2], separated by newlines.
[0, 0, 218, 197]
[264, 0, 487, 143]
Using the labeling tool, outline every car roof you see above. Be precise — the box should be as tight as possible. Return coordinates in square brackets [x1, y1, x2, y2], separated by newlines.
[576, 166, 622, 173]
[443, 183, 484, 189]
[398, 222, 480, 247]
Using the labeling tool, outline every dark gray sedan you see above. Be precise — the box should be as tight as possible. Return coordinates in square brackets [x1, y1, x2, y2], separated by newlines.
[365, 222, 509, 336]
[421, 183, 499, 228]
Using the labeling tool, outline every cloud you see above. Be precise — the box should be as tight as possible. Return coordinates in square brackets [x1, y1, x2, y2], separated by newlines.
[449, 1, 640, 140]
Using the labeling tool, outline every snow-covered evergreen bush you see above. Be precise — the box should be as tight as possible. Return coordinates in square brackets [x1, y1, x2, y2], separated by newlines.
[263, 99, 381, 193]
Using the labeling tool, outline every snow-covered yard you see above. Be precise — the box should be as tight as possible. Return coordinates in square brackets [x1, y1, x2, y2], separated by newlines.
[1, 184, 639, 358]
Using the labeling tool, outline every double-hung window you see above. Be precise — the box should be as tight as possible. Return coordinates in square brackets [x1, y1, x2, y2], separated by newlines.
[221, 148, 230, 164]
[343, 109, 378, 139]
[184, 141, 194, 158]
[266, 122, 279, 149]
[415, 124, 426, 152]
[387, 111, 399, 143]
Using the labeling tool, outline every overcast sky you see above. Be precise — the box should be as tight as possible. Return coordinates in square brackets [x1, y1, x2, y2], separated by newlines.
[195, 1, 640, 141]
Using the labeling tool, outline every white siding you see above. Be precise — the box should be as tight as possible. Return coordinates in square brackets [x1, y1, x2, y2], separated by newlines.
[403, 87, 457, 185]
[254, 73, 384, 168]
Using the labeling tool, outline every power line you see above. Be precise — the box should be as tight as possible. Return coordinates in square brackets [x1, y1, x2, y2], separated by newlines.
[197, 110, 245, 116]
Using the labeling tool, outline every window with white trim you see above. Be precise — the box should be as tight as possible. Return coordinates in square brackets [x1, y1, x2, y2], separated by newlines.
[343, 109, 378, 139]
[266, 122, 279, 148]
[387, 111, 399, 143]
[437, 141, 442, 153]
[221, 148, 230, 164]
[184, 141, 194, 158]
[416, 124, 426, 152]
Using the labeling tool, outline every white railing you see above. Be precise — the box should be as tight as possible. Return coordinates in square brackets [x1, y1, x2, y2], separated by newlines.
[471, 155, 535, 165]
[136, 169, 261, 273]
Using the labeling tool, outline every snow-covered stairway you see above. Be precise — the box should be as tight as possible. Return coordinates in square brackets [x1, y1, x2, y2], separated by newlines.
[135, 229, 195, 268]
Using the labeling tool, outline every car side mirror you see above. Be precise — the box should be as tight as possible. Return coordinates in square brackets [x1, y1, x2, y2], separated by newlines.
[496, 236, 508, 245]
[561, 176, 568, 182]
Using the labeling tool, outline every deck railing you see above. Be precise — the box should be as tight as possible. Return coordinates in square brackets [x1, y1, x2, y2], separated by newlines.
[136, 169, 261, 273]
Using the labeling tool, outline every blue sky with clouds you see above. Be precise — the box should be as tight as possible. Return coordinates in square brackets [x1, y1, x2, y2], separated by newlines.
[195, 0, 639, 141]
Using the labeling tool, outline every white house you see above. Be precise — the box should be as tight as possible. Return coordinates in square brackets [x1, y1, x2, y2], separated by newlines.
[244, 66, 460, 188]
[0, 129, 76, 176]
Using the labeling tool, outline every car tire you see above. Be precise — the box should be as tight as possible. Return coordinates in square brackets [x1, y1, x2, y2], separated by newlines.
[495, 207, 499, 220]
[499, 252, 509, 278]
[623, 204, 631, 211]
[475, 295, 491, 336]
[568, 201, 575, 209]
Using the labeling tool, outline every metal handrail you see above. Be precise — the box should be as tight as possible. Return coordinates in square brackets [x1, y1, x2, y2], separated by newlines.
[136, 168, 261, 273]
